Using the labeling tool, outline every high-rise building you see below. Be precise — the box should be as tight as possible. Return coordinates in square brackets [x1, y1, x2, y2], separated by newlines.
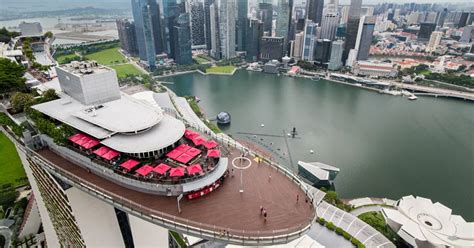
[260, 36, 285, 61]
[209, 2, 221, 58]
[346, 48, 358, 67]
[436, 8, 448, 27]
[204, 0, 214, 50]
[418, 22, 436, 42]
[292, 31, 304, 59]
[276, 0, 293, 54]
[424, 11, 438, 24]
[460, 25, 474, 43]
[187, 0, 206, 46]
[425, 31, 443, 52]
[328, 40, 344, 70]
[116, 19, 138, 56]
[458, 12, 469, 28]
[314, 39, 332, 64]
[326, 0, 338, 13]
[172, 13, 193, 65]
[302, 20, 319, 61]
[131, 0, 165, 70]
[341, 5, 350, 25]
[259, 2, 273, 34]
[342, 0, 362, 64]
[306, 0, 324, 25]
[167, 1, 182, 61]
[355, 16, 375, 61]
[321, 12, 340, 41]
[236, 0, 248, 51]
[407, 11, 422, 25]
[246, 19, 264, 61]
[218, 0, 236, 59]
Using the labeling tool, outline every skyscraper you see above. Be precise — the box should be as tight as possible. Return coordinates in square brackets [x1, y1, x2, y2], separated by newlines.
[246, 19, 264, 61]
[116, 19, 138, 56]
[260, 36, 285, 61]
[436, 8, 448, 27]
[172, 13, 193, 65]
[187, 0, 205, 46]
[259, 2, 273, 34]
[458, 12, 469, 28]
[275, 0, 293, 54]
[342, 0, 362, 64]
[355, 16, 375, 61]
[218, 0, 236, 59]
[328, 40, 344, 70]
[209, 1, 221, 58]
[460, 25, 473, 43]
[418, 22, 436, 42]
[302, 20, 319, 61]
[306, 0, 324, 25]
[131, 0, 164, 70]
[236, 0, 248, 51]
[426, 31, 443, 52]
[292, 31, 304, 59]
[314, 39, 332, 64]
[321, 12, 340, 41]
[204, 0, 214, 50]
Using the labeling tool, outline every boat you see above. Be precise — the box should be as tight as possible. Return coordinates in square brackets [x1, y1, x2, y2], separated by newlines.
[408, 95, 418, 100]
[311, 76, 321, 81]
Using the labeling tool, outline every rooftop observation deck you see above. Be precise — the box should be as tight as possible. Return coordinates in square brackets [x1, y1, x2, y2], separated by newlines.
[35, 146, 315, 245]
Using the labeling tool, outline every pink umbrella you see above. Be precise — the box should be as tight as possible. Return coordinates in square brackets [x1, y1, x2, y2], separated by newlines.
[191, 136, 206, 146]
[136, 165, 154, 176]
[175, 144, 192, 153]
[169, 167, 185, 177]
[185, 147, 201, 157]
[69, 133, 86, 143]
[207, 149, 221, 158]
[153, 163, 171, 175]
[101, 150, 120, 160]
[75, 136, 91, 146]
[166, 149, 183, 160]
[187, 164, 202, 175]
[93, 146, 110, 156]
[176, 153, 193, 164]
[120, 159, 140, 171]
[203, 140, 218, 149]
[82, 139, 100, 149]
[185, 130, 199, 139]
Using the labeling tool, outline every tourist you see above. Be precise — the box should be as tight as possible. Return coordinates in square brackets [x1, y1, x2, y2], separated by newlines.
[232, 168, 235, 177]
[268, 175, 271, 182]
[264, 211, 267, 222]
[260, 205, 264, 215]
[297, 194, 299, 202]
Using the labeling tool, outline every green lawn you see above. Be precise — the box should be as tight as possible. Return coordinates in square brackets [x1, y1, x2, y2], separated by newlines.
[110, 64, 143, 78]
[55, 53, 80, 65]
[206, 65, 236, 74]
[84, 47, 128, 65]
[0, 133, 27, 187]
[193, 55, 212, 64]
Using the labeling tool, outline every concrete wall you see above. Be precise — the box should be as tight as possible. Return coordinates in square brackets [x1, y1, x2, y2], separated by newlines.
[18, 197, 42, 239]
[128, 214, 170, 247]
[65, 187, 125, 248]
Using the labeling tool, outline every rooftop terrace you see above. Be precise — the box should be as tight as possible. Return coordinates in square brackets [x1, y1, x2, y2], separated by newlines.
[36, 146, 315, 242]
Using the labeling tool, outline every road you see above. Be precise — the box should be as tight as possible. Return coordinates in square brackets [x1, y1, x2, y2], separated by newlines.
[389, 81, 474, 100]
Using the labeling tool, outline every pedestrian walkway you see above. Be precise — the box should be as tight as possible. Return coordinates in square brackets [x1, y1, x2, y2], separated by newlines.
[316, 201, 395, 248]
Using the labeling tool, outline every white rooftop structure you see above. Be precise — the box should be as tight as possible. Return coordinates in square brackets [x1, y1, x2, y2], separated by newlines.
[19, 22, 43, 37]
[382, 195, 474, 247]
[33, 92, 185, 157]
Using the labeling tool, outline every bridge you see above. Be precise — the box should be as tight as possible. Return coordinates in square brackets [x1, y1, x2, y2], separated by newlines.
[389, 82, 474, 101]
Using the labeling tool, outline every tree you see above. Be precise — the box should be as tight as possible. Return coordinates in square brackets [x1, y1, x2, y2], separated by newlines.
[41, 89, 58, 102]
[0, 58, 27, 93]
[11, 92, 35, 113]
[324, 191, 338, 204]
[44, 31, 53, 38]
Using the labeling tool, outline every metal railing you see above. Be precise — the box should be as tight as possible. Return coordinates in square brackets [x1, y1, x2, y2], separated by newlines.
[2, 126, 314, 245]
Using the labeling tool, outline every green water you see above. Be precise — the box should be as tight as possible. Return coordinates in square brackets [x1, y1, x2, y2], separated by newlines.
[167, 70, 474, 220]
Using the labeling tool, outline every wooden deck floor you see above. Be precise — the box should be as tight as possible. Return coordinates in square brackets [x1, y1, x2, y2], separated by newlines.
[37, 148, 314, 236]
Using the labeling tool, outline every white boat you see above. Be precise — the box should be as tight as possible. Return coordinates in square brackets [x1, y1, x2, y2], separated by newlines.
[408, 95, 418, 100]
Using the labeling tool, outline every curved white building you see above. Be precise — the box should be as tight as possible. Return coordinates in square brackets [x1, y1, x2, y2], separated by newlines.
[382, 195, 474, 247]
